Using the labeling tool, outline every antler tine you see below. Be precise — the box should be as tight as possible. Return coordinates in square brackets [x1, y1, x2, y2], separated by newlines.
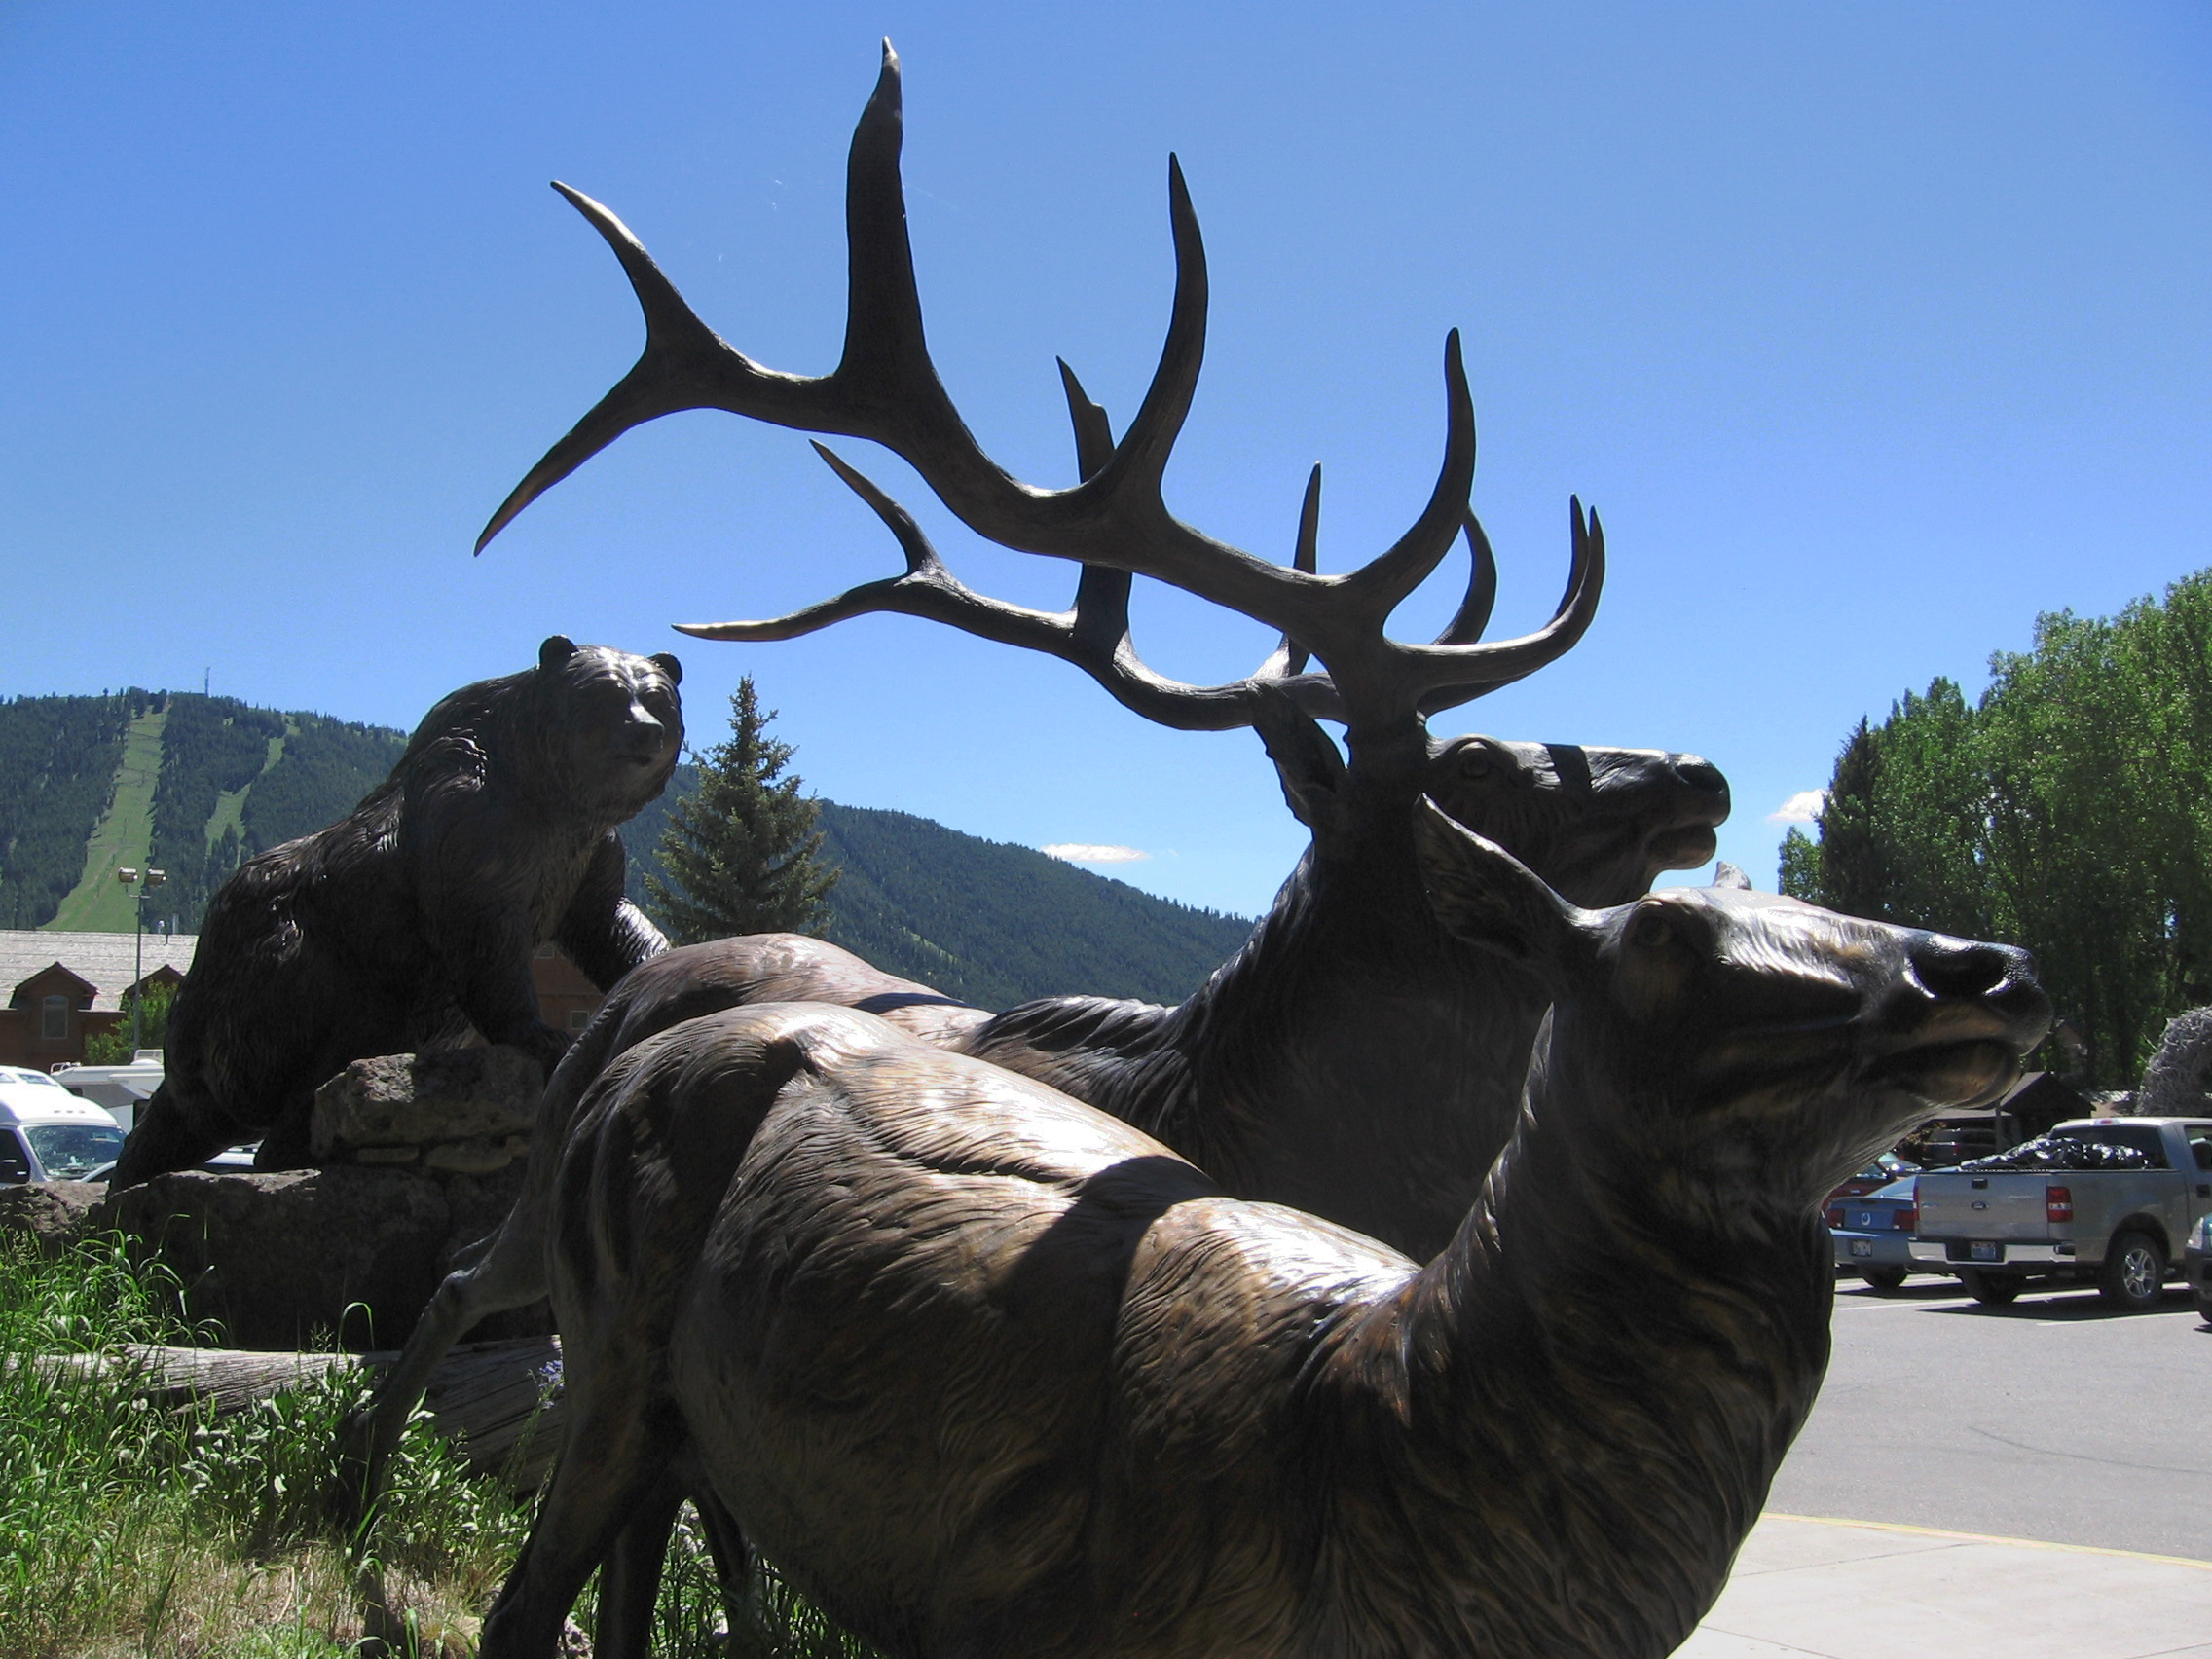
[475, 183, 755, 553]
[1336, 331, 1477, 619]
[1056, 360, 1137, 659]
[1409, 498, 1605, 719]
[1085, 156, 1208, 503]
[1432, 512, 1498, 647]
[1255, 466, 1322, 681]
[678, 443, 1264, 731]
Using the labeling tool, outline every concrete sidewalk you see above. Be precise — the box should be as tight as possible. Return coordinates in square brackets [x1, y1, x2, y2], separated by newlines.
[1678, 1513, 2212, 1659]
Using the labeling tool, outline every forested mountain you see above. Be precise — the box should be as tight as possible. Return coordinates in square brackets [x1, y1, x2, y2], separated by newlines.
[621, 775, 1255, 1009]
[0, 690, 408, 933]
[0, 693, 1253, 1011]
[0, 695, 131, 928]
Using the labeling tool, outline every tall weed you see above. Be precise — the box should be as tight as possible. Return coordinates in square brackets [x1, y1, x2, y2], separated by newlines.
[0, 1229, 880, 1656]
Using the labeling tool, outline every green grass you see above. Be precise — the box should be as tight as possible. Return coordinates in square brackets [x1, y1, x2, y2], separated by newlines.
[0, 1232, 883, 1658]
[49, 708, 166, 934]
[204, 732, 287, 852]
[0, 1230, 529, 1657]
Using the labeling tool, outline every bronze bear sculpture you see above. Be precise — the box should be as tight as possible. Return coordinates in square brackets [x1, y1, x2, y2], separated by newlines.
[108, 636, 682, 1188]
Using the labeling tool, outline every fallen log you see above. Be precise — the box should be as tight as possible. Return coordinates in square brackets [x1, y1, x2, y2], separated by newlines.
[43, 1336, 564, 1493]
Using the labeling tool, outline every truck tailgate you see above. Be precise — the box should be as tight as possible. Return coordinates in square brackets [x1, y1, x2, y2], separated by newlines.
[1914, 1173, 2050, 1241]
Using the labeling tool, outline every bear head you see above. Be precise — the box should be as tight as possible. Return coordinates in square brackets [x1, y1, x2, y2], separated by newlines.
[534, 635, 685, 823]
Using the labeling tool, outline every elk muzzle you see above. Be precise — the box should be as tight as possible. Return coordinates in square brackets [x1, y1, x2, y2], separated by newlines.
[1862, 932, 2049, 1106]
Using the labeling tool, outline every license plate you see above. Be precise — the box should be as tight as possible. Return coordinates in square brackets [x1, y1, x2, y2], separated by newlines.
[1970, 1241, 2001, 1262]
[1849, 1239, 1874, 1259]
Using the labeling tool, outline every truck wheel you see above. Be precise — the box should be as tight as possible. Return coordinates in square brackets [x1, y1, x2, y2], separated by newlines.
[1858, 1267, 1908, 1292]
[1958, 1270, 2020, 1307]
[2097, 1232, 2166, 1311]
[2196, 1289, 2212, 1325]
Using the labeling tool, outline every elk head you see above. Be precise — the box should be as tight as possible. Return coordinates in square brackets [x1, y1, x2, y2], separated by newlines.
[1413, 798, 2053, 1214]
[475, 44, 1613, 813]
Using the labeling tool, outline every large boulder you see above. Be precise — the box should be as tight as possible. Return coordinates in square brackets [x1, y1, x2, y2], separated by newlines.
[0, 1180, 107, 1260]
[92, 1168, 452, 1350]
[96, 1047, 551, 1350]
[311, 1046, 541, 1171]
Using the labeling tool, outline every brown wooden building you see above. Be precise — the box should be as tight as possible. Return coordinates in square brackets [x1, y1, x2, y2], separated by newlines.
[0, 930, 196, 1070]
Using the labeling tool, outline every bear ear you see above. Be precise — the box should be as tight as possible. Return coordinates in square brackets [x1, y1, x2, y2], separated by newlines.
[538, 636, 578, 673]
[649, 652, 682, 685]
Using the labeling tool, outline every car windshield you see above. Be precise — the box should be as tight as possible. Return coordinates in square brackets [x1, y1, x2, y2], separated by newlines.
[23, 1123, 124, 1180]
[1868, 1178, 1916, 1199]
[2054, 1124, 2169, 1167]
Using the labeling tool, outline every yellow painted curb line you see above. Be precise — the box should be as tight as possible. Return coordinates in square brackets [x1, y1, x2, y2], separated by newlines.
[1763, 1512, 2212, 1572]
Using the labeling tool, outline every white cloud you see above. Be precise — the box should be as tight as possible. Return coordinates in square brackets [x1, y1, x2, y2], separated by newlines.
[1767, 789, 1827, 826]
[1041, 842, 1151, 864]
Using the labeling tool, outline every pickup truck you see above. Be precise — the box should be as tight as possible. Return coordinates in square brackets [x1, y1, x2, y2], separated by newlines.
[1908, 1117, 2212, 1309]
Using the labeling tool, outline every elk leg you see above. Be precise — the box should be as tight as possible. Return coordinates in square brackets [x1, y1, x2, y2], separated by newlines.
[339, 1190, 551, 1525]
[692, 1485, 755, 1635]
[591, 1463, 685, 1659]
[475, 1373, 675, 1659]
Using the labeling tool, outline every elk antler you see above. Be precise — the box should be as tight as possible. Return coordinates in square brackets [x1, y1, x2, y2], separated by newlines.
[479, 42, 1603, 735]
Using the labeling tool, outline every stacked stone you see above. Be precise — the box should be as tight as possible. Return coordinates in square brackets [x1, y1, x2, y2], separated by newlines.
[312, 1048, 539, 1175]
[85, 1046, 550, 1350]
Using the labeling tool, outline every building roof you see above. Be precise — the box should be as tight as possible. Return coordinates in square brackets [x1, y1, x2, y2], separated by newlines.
[0, 930, 200, 1011]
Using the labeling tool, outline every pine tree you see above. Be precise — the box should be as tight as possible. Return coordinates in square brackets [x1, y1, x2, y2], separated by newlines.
[645, 679, 838, 944]
[1814, 718, 1891, 920]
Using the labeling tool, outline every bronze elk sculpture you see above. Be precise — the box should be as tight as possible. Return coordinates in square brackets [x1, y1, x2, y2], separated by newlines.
[353, 42, 1733, 1530]
[350, 45, 1751, 1645]
[470, 802, 2050, 1659]
[468, 41, 1729, 1261]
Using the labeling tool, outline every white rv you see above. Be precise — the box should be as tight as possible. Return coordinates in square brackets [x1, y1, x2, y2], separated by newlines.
[49, 1051, 165, 1133]
[0, 1066, 127, 1184]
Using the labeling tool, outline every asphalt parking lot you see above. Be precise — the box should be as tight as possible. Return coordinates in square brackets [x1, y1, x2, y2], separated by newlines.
[1676, 1273, 2212, 1657]
[1770, 1274, 2212, 1559]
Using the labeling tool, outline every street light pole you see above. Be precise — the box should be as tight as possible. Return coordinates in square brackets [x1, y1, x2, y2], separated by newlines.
[114, 866, 166, 1056]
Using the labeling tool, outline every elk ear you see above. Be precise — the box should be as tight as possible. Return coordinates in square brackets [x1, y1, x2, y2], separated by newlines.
[539, 635, 579, 673]
[1251, 683, 1347, 836]
[648, 652, 682, 684]
[1414, 796, 1591, 978]
[1712, 861, 1751, 891]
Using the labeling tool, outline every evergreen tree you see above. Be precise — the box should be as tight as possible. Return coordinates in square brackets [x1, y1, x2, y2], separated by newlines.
[1813, 719, 1890, 920]
[1777, 827, 1820, 900]
[645, 679, 837, 944]
[1785, 567, 2212, 1084]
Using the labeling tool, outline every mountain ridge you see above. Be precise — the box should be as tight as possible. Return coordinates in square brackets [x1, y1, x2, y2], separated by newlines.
[0, 690, 1252, 1012]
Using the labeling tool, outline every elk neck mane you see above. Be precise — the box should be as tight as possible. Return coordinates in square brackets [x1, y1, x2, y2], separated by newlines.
[961, 756, 1553, 1258]
[1295, 1032, 1835, 1656]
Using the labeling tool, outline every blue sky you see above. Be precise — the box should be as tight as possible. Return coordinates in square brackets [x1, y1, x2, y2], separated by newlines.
[3, 2, 2206, 917]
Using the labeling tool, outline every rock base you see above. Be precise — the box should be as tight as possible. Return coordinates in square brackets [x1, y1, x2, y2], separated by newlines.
[0, 1180, 108, 1259]
[91, 1159, 548, 1352]
[91, 1045, 553, 1351]
[312, 1047, 541, 1174]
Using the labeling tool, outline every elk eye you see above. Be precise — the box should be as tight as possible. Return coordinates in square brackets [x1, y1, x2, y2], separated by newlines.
[1628, 908, 1675, 950]
[1459, 751, 1495, 780]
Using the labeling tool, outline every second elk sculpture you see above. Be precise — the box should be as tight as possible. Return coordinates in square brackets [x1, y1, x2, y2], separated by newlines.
[474, 43, 1730, 1259]
[474, 802, 2050, 1659]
